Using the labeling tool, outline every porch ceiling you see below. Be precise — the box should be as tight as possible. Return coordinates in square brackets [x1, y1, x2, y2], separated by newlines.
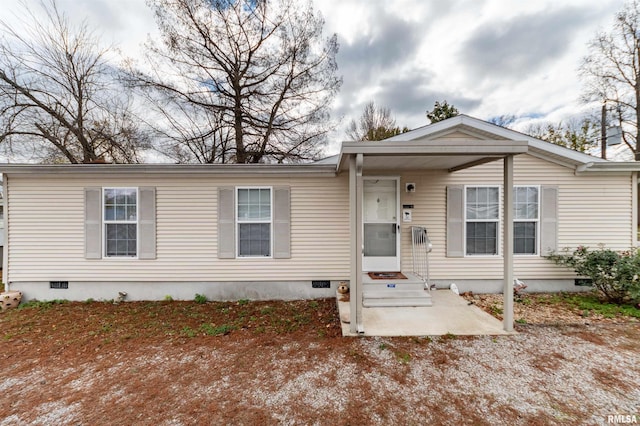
[337, 139, 528, 172]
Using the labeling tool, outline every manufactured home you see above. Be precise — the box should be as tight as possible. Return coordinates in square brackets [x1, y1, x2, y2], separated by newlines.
[2, 115, 640, 332]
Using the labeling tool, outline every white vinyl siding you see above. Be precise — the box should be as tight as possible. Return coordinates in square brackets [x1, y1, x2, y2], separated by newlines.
[398, 154, 635, 281]
[3, 155, 637, 287]
[7, 175, 349, 282]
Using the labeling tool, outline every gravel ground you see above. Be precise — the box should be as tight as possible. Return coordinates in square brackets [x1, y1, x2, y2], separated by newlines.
[0, 298, 638, 425]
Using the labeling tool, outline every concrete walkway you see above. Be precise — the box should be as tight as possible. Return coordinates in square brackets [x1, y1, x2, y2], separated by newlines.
[338, 290, 515, 336]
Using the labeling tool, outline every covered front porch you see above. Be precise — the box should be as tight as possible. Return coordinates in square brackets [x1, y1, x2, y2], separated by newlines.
[338, 130, 529, 336]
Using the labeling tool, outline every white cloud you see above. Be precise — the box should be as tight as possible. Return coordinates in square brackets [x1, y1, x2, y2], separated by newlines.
[0, 0, 625, 151]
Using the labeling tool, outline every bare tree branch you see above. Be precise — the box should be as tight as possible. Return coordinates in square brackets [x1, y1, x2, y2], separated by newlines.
[580, 0, 640, 160]
[0, 0, 147, 163]
[124, 0, 340, 164]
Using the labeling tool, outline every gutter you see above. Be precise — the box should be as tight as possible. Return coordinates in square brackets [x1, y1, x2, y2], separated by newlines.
[575, 162, 640, 174]
[0, 163, 338, 178]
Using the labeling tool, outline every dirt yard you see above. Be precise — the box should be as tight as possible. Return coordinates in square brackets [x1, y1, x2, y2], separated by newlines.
[0, 295, 638, 425]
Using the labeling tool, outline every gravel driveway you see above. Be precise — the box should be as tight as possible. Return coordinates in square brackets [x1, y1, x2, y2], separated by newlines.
[1, 320, 638, 425]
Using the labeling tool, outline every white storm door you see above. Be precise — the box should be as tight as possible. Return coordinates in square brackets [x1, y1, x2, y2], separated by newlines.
[362, 178, 400, 272]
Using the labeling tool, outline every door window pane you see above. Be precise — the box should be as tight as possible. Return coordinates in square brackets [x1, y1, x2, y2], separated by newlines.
[364, 224, 397, 257]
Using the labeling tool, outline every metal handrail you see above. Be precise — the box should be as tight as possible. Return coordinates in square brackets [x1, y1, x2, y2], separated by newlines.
[411, 226, 432, 289]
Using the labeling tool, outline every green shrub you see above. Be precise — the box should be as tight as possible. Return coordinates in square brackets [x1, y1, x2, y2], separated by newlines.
[194, 294, 207, 304]
[546, 246, 640, 303]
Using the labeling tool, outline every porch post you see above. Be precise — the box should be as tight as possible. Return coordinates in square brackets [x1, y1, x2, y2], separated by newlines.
[349, 154, 364, 334]
[503, 155, 514, 332]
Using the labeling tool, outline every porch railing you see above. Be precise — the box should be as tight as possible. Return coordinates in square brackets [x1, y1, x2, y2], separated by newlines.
[411, 226, 432, 288]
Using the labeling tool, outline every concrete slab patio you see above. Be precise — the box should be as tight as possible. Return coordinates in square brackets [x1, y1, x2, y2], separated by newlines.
[338, 289, 515, 336]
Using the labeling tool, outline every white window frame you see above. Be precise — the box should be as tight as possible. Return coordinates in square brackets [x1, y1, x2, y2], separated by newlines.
[464, 185, 500, 257]
[102, 187, 138, 259]
[513, 185, 540, 256]
[236, 186, 273, 258]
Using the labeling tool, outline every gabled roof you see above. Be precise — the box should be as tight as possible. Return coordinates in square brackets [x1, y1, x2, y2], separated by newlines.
[383, 114, 608, 168]
[328, 114, 640, 173]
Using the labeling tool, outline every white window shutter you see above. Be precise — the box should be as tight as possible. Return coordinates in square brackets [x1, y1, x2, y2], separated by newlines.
[273, 186, 291, 259]
[447, 186, 465, 257]
[218, 187, 236, 259]
[84, 187, 102, 259]
[138, 187, 156, 260]
[540, 186, 558, 255]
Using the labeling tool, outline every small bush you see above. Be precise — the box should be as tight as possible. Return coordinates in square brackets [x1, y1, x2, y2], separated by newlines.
[194, 294, 207, 304]
[546, 246, 640, 304]
[200, 323, 234, 336]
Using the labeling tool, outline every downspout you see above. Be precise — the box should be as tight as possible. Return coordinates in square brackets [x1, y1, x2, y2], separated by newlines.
[633, 172, 638, 246]
[2, 175, 8, 292]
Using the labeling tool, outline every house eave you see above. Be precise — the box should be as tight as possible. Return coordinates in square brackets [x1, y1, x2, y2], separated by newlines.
[574, 162, 640, 174]
[0, 163, 338, 178]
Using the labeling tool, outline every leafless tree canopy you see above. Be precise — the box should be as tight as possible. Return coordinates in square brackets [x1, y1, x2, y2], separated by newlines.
[0, 0, 146, 163]
[580, 0, 640, 160]
[129, 0, 341, 164]
[346, 101, 408, 141]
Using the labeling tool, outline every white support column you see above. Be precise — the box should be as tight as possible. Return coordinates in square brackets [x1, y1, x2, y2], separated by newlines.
[349, 154, 364, 334]
[349, 154, 357, 334]
[503, 155, 514, 332]
[355, 154, 364, 333]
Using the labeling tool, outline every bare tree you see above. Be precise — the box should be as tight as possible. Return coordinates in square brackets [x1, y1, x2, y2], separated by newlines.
[346, 101, 408, 141]
[128, 0, 341, 164]
[488, 114, 517, 128]
[0, 0, 146, 163]
[580, 0, 640, 160]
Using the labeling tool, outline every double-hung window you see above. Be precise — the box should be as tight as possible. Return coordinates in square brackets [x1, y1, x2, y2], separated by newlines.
[514, 186, 539, 255]
[465, 186, 499, 255]
[237, 187, 271, 257]
[103, 188, 137, 257]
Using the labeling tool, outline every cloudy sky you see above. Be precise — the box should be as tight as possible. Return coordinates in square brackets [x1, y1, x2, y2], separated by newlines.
[0, 0, 624, 154]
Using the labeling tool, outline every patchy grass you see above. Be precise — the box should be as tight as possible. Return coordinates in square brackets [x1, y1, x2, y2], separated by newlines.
[466, 291, 640, 325]
[0, 299, 341, 349]
[553, 293, 640, 318]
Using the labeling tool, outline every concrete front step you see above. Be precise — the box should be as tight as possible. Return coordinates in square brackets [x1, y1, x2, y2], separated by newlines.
[363, 289, 433, 308]
[364, 282, 427, 292]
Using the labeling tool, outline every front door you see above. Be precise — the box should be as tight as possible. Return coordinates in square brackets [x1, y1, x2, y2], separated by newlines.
[362, 178, 400, 272]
